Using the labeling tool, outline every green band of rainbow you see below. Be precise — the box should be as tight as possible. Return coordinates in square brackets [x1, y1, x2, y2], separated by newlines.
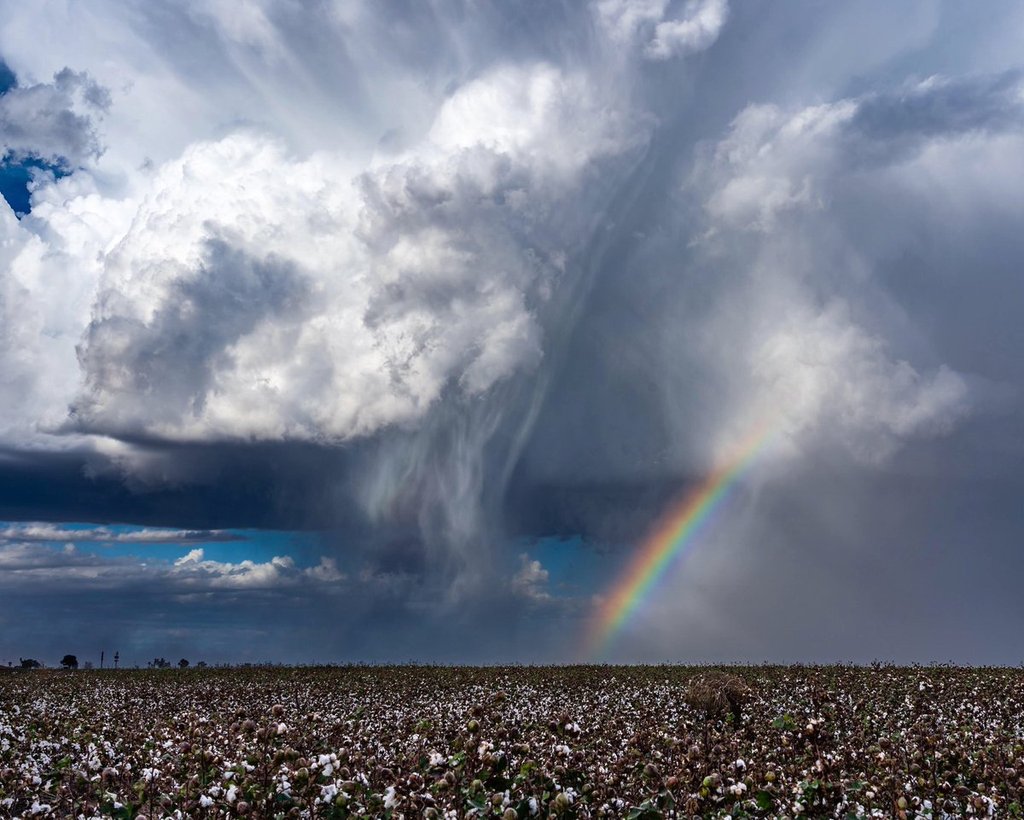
[585, 421, 779, 660]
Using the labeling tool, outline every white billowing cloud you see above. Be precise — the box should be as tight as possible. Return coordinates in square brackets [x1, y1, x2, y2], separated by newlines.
[426, 64, 634, 177]
[71, 134, 367, 441]
[51, 62, 639, 443]
[511, 552, 551, 601]
[172, 547, 338, 589]
[0, 209, 49, 429]
[0, 541, 343, 590]
[675, 76, 1024, 464]
[593, 0, 667, 44]
[702, 101, 856, 232]
[701, 73, 1024, 234]
[747, 301, 968, 461]
[0, 179, 125, 442]
[0, 68, 110, 167]
[595, 0, 729, 60]
[646, 0, 729, 60]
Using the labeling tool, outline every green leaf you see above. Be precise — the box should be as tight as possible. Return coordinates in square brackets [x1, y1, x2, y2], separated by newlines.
[465, 794, 488, 811]
[625, 799, 663, 819]
[755, 790, 774, 810]
[772, 714, 797, 731]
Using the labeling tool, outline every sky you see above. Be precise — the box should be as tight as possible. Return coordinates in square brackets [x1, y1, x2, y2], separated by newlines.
[1, 0, 1023, 666]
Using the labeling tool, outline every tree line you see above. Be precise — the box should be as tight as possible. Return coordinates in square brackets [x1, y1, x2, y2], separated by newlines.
[5, 655, 206, 670]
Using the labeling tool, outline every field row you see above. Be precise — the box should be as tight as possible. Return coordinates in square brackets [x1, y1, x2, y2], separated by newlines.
[1, 665, 1023, 818]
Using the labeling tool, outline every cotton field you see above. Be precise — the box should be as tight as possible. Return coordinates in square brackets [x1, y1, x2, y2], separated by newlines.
[1, 665, 1023, 818]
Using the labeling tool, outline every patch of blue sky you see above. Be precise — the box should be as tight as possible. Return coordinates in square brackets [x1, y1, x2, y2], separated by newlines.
[0, 158, 68, 216]
[0, 60, 15, 94]
[521, 534, 621, 597]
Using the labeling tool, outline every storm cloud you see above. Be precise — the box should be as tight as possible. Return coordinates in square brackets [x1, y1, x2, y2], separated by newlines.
[1, 0, 1023, 665]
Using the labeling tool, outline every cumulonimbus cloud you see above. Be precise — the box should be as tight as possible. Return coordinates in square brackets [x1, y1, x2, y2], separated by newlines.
[60, 63, 642, 444]
[0, 2, 1001, 544]
[2, 0, 1024, 663]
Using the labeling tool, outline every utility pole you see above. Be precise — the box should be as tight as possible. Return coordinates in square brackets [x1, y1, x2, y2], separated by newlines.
[113, 651, 119, 670]
[100, 650, 105, 670]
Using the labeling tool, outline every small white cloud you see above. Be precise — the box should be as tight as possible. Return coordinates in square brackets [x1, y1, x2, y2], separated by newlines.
[645, 0, 729, 60]
[0, 523, 238, 544]
[512, 552, 551, 601]
[0, 540, 345, 594]
[595, 0, 729, 60]
[306, 556, 345, 583]
[174, 548, 205, 566]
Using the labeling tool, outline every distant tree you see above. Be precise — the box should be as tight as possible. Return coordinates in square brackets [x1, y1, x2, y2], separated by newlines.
[195, 661, 207, 669]
[61, 654, 79, 670]
[19, 658, 41, 669]
[83, 661, 94, 670]
[150, 657, 171, 669]
[178, 658, 189, 669]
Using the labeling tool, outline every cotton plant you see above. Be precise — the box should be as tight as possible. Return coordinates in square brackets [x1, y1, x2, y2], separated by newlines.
[1, 665, 1023, 817]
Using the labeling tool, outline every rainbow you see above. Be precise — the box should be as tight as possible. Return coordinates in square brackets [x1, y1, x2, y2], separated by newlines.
[585, 420, 779, 660]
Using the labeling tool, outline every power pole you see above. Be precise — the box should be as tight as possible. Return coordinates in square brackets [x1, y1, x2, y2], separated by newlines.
[113, 651, 119, 670]
[100, 650, 105, 670]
